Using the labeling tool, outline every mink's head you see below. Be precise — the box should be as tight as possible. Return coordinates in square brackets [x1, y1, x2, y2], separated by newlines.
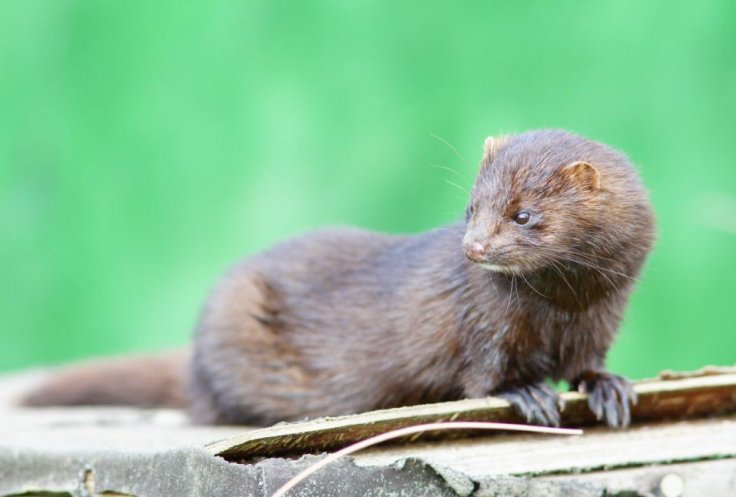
[463, 129, 655, 277]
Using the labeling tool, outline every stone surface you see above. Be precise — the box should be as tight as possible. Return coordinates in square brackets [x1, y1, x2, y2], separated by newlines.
[2, 371, 734, 497]
[0, 438, 602, 497]
[0, 372, 599, 497]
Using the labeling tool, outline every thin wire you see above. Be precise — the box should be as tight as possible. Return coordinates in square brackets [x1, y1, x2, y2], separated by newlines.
[270, 421, 583, 497]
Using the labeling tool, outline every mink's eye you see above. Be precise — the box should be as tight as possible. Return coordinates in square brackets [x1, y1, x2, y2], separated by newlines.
[512, 210, 531, 225]
[466, 204, 476, 218]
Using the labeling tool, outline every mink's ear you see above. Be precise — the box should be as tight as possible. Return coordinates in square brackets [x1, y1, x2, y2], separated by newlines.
[482, 135, 509, 165]
[559, 161, 601, 190]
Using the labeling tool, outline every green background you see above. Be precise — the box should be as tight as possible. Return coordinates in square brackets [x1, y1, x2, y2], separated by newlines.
[1, 1, 734, 380]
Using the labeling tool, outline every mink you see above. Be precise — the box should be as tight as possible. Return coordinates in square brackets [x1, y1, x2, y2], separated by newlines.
[186, 129, 656, 427]
[22, 129, 654, 428]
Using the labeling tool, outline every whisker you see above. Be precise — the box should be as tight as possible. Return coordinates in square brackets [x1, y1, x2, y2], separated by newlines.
[528, 246, 639, 283]
[486, 271, 498, 292]
[519, 272, 549, 299]
[504, 275, 515, 314]
[556, 256, 622, 295]
[520, 246, 630, 296]
[443, 179, 470, 196]
[550, 260, 582, 307]
[429, 163, 466, 181]
[430, 134, 468, 168]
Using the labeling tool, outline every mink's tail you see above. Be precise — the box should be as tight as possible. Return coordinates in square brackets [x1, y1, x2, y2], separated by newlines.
[20, 349, 189, 409]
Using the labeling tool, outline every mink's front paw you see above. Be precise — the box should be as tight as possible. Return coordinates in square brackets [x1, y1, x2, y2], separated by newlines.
[497, 382, 562, 427]
[574, 371, 637, 428]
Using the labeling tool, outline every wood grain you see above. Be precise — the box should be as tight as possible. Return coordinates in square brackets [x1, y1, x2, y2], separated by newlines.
[207, 370, 736, 461]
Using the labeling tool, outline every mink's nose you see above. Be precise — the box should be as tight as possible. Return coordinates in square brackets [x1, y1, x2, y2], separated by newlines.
[464, 241, 487, 262]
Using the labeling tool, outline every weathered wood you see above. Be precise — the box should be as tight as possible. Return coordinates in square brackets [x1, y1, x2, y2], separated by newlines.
[3, 369, 736, 496]
[355, 418, 736, 496]
[207, 370, 736, 461]
[353, 417, 736, 477]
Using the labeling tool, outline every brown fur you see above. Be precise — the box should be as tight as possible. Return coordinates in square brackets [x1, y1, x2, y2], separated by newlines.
[24, 129, 655, 428]
[189, 129, 655, 427]
[22, 350, 188, 408]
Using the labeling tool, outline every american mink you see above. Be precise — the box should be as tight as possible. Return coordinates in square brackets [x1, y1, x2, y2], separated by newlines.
[24, 129, 655, 428]
[187, 129, 655, 427]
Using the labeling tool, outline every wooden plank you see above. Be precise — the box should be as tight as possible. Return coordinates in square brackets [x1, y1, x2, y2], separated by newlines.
[353, 417, 736, 477]
[207, 369, 736, 461]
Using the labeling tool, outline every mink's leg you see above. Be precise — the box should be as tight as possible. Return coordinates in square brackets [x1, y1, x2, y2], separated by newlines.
[496, 382, 562, 427]
[572, 371, 637, 428]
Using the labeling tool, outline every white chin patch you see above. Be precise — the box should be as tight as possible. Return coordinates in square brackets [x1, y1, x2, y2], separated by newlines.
[477, 262, 517, 273]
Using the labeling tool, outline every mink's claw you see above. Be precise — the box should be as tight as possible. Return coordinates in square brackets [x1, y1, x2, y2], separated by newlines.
[497, 382, 562, 427]
[575, 371, 637, 428]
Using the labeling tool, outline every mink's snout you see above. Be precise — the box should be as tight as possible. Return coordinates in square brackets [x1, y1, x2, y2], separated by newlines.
[463, 241, 487, 263]
[463, 232, 518, 271]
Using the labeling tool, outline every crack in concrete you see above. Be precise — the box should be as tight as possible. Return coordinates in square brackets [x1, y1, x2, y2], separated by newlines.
[519, 452, 736, 478]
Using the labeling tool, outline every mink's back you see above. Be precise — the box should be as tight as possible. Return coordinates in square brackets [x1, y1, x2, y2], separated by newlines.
[189, 224, 486, 424]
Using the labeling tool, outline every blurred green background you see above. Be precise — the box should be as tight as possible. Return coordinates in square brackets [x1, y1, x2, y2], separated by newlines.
[1, 1, 734, 380]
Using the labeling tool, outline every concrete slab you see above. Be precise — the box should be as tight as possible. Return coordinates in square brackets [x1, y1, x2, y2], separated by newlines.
[3, 371, 733, 496]
[0, 372, 597, 497]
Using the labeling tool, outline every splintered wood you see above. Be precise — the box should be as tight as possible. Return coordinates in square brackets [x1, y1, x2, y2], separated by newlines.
[207, 368, 736, 461]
